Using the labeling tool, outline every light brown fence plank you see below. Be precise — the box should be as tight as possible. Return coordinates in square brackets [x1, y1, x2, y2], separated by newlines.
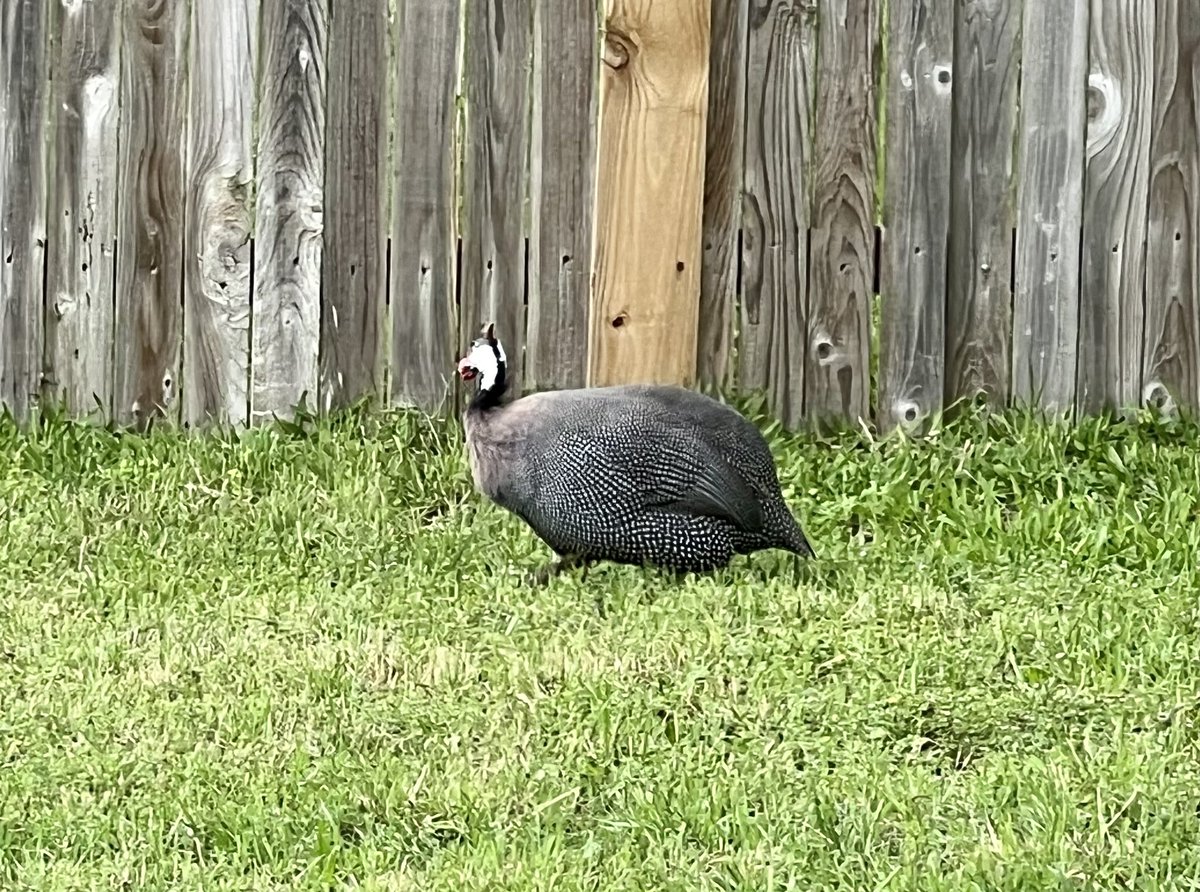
[390, 0, 462, 412]
[114, 0, 189, 429]
[461, 0, 531, 396]
[318, 0, 388, 413]
[182, 0, 256, 429]
[1012, 0, 1089, 413]
[698, 0, 749, 396]
[0, 0, 51, 423]
[44, 0, 123, 419]
[945, 0, 1021, 409]
[527, 0, 597, 393]
[589, 0, 711, 388]
[740, 0, 815, 426]
[1143, 0, 1200, 415]
[805, 0, 877, 428]
[878, 0, 954, 434]
[1076, 0, 1154, 416]
[251, 0, 327, 424]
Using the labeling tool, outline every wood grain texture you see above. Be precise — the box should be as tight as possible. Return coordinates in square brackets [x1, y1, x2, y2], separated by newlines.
[182, 0, 257, 428]
[1076, 0, 1154, 416]
[739, 0, 815, 426]
[44, 0, 123, 419]
[878, 0, 954, 434]
[461, 0, 531, 397]
[698, 0, 749, 396]
[0, 0, 51, 422]
[390, 0, 462, 412]
[944, 0, 1021, 408]
[1012, 0, 1089, 412]
[589, 0, 711, 388]
[805, 0, 878, 428]
[319, 0, 388, 412]
[1143, 0, 1200, 415]
[527, 0, 597, 393]
[251, 0, 327, 423]
[113, 0, 189, 429]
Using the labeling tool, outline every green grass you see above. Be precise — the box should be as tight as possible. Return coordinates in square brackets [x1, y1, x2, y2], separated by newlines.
[1, 401, 1199, 891]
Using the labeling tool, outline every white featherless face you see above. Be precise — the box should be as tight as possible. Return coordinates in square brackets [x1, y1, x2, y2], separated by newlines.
[456, 335, 507, 391]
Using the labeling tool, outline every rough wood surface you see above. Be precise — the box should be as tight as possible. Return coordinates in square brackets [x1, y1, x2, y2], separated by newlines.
[1012, 0, 1090, 412]
[318, 0, 388, 413]
[589, 0, 711, 388]
[698, 0, 749, 396]
[1076, 0, 1154, 416]
[0, 0, 51, 422]
[878, 0, 954, 434]
[461, 0, 531, 397]
[805, 0, 878, 428]
[739, 0, 815, 425]
[1143, 0, 1200, 415]
[182, 0, 257, 428]
[44, 0, 123, 419]
[251, 0, 327, 424]
[945, 0, 1022, 408]
[113, 0, 189, 429]
[390, 0, 462, 412]
[527, 0, 598, 393]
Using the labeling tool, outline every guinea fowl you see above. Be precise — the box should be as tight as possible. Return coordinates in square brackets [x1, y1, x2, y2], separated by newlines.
[456, 324, 815, 583]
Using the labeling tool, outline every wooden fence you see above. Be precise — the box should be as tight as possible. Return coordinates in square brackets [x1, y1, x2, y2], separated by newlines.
[1, 0, 1198, 434]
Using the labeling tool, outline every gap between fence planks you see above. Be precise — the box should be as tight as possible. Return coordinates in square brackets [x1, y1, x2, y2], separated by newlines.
[589, 0, 711, 388]
[0, 0, 51, 423]
[1143, 0, 1200, 414]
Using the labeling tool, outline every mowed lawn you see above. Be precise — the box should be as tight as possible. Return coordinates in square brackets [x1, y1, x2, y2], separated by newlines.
[1, 402, 1199, 891]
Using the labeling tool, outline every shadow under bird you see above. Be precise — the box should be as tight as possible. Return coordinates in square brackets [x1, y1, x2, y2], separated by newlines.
[456, 324, 815, 583]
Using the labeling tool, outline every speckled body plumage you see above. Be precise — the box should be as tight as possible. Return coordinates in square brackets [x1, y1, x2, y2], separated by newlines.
[456, 327, 814, 579]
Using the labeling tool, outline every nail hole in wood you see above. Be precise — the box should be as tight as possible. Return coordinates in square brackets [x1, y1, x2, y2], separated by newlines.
[675, 260, 685, 272]
[937, 69, 950, 84]
[611, 313, 627, 329]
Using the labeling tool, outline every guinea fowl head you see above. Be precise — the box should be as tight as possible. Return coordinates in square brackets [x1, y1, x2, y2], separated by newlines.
[457, 323, 508, 408]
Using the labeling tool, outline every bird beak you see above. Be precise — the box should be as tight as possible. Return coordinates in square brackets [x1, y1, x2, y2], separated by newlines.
[457, 356, 477, 381]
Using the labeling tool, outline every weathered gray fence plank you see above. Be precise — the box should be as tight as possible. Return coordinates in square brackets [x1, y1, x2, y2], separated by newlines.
[805, 0, 877, 428]
[1012, 0, 1089, 412]
[45, 0, 123, 418]
[740, 0, 815, 427]
[318, 0, 389, 413]
[698, 0, 749, 396]
[1143, 0, 1200, 415]
[182, 0, 256, 428]
[390, 0, 462, 411]
[878, 0, 954, 434]
[945, 0, 1022, 409]
[114, 0, 189, 429]
[251, 0, 327, 423]
[0, 0, 51, 423]
[461, 0, 531, 397]
[527, 0, 597, 393]
[1076, 0, 1154, 416]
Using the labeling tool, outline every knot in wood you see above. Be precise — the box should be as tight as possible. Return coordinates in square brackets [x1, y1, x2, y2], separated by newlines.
[603, 32, 632, 70]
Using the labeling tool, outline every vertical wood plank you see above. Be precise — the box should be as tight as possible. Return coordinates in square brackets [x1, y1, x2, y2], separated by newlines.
[251, 0, 328, 424]
[805, 0, 878, 428]
[1012, 0, 1089, 412]
[1076, 0, 1155, 416]
[113, 0, 189, 429]
[460, 0, 531, 396]
[390, 0, 462, 412]
[319, 0, 389, 412]
[182, 0, 256, 428]
[878, 0, 954, 434]
[944, 0, 1022, 408]
[527, 0, 598, 393]
[44, 0, 124, 419]
[589, 0, 711, 388]
[740, 0, 816, 426]
[1143, 0, 1200, 415]
[0, 0, 51, 423]
[698, 0, 749, 396]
